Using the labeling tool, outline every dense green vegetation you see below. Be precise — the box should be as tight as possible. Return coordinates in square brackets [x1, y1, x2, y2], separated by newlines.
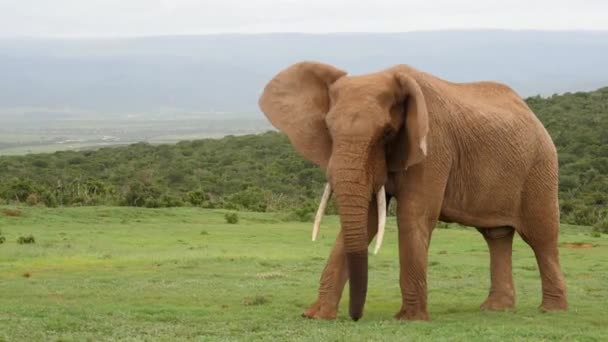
[1, 207, 606, 340]
[0, 87, 606, 227]
[527, 88, 608, 228]
[0, 132, 329, 218]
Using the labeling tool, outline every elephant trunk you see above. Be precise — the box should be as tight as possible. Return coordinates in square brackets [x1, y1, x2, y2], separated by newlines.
[333, 171, 371, 321]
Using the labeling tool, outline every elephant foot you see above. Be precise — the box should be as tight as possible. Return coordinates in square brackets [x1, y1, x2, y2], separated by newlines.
[539, 298, 568, 312]
[302, 300, 338, 320]
[480, 294, 515, 311]
[394, 308, 429, 321]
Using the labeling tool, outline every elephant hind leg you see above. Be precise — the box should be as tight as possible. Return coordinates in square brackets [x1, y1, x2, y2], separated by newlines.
[517, 218, 568, 311]
[477, 226, 516, 311]
[517, 163, 568, 311]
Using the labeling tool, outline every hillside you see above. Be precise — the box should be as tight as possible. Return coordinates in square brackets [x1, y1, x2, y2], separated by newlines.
[0, 87, 607, 227]
[527, 87, 608, 226]
[1, 30, 608, 119]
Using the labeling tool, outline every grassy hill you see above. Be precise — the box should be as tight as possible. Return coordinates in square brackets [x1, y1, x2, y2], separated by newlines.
[0, 206, 606, 340]
[0, 87, 607, 228]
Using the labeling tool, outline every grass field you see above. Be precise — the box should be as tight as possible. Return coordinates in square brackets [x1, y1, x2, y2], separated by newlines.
[1, 207, 606, 341]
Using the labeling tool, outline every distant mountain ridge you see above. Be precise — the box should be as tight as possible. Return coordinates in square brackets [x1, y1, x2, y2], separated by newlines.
[1, 30, 607, 119]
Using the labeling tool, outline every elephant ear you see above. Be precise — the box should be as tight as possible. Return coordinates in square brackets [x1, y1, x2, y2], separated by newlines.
[259, 62, 347, 168]
[387, 73, 429, 171]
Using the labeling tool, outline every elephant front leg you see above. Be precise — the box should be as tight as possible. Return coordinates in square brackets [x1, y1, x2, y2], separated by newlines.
[395, 187, 441, 320]
[303, 198, 380, 320]
[302, 230, 348, 320]
[394, 225, 432, 321]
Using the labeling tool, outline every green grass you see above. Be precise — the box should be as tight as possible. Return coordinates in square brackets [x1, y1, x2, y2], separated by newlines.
[0, 207, 606, 341]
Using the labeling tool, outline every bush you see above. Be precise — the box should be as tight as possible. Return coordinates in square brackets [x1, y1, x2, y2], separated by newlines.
[227, 186, 270, 212]
[17, 235, 35, 244]
[593, 217, 608, 234]
[2, 178, 39, 202]
[160, 193, 184, 207]
[123, 181, 162, 207]
[225, 212, 239, 224]
[26, 193, 39, 206]
[285, 199, 319, 222]
[186, 190, 207, 206]
[287, 207, 314, 222]
[569, 206, 597, 226]
[0, 236, 5, 244]
[40, 191, 58, 208]
[143, 198, 161, 208]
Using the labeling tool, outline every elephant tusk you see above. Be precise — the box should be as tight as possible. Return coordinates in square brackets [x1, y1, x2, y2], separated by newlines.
[312, 183, 332, 241]
[373, 186, 387, 255]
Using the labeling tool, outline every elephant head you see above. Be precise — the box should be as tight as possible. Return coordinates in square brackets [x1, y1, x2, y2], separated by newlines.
[259, 62, 429, 320]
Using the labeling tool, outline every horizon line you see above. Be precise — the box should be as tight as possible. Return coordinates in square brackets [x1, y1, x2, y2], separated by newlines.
[2, 28, 608, 40]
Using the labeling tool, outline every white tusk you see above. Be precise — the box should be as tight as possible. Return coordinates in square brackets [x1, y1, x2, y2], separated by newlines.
[373, 186, 387, 255]
[312, 183, 332, 241]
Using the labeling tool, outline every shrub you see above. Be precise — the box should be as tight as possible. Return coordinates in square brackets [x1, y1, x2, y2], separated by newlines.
[17, 235, 36, 244]
[26, 193, 39, 206]
[225, 212, 239, 224]
[40, 191, 58, 208]
[123, 181, 162, 207]
[160, 193, 184, 207]
[569, 206, 597, 226]
[227, 186, 270, 212]
[144, 198, 161, 208]
[287, 206, 314, 222]
[186, 190, 207, 206]
[593, 217, 608, 234]
[2, 178, 39, 202]
[282, 199, 319, 222]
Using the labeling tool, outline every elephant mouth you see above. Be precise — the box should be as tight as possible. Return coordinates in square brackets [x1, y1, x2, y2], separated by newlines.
[312, 182, 387, 255]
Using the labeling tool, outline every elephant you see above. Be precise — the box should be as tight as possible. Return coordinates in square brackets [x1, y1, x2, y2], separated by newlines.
[258, 62, 568, 321]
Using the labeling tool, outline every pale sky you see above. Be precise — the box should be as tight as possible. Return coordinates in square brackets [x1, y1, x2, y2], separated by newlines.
[1, 0, 607, 37]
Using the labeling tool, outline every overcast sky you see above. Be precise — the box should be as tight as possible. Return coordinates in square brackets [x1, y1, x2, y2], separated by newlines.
[1, 0, 607, 37]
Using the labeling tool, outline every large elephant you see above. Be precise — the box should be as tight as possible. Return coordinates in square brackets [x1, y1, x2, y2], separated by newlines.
[258, 62, 568, 321]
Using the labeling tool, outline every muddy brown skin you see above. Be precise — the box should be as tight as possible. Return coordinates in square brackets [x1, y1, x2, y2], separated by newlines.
[259, 61, 568, 321]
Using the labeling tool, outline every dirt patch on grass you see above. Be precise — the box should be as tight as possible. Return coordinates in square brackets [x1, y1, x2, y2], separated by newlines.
[1, 208, 23, 217]
[560, 242, 594, 249]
